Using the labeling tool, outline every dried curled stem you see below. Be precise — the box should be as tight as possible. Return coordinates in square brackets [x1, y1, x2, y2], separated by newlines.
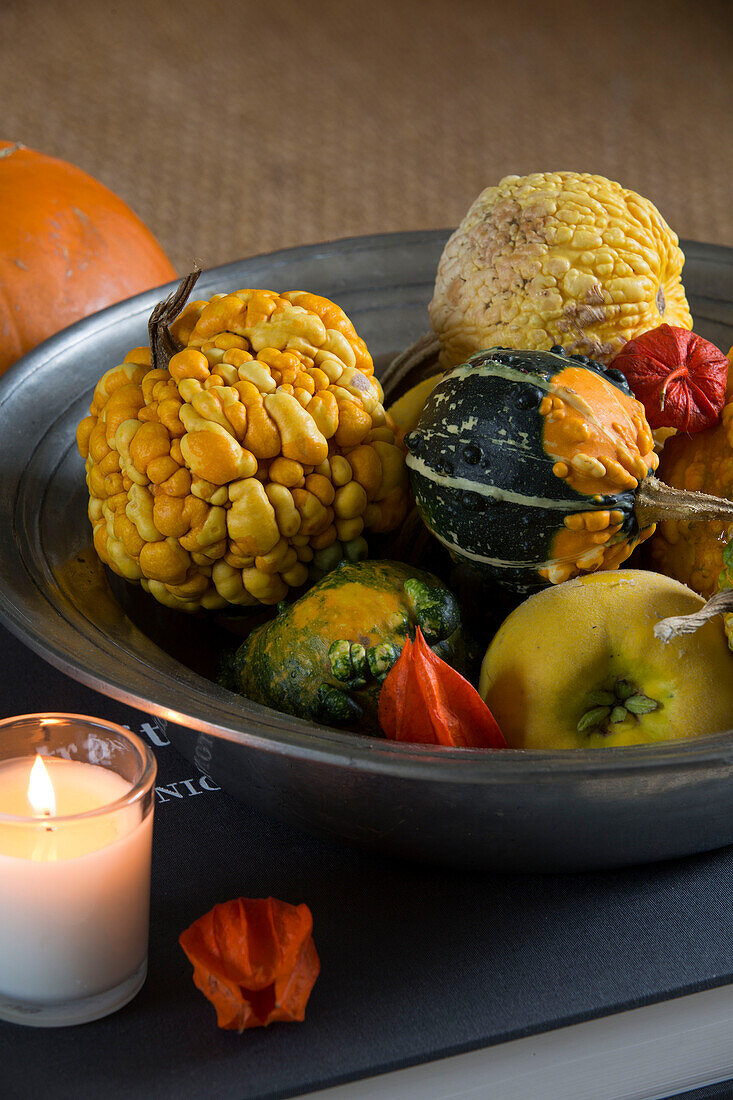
[654, 589, 733, 643]
[635, 476, 733, 529]
[149, 267, 201, 371]
[380, 331, 441, 404]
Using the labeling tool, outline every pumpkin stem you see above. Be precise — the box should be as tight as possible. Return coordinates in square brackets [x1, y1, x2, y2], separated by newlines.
[634, 475, 733, 528]
[654, 589, 733, 643]
[149, 267, 201, 371]
[0, 142, 25, 160]
[380, 331, 440, 404]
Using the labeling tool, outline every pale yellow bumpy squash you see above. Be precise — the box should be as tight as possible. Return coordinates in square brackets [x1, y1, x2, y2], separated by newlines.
[430, 171, 692, 369]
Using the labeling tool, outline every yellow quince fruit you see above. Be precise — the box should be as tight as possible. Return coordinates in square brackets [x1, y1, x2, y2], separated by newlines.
[479, 570, 733, 749]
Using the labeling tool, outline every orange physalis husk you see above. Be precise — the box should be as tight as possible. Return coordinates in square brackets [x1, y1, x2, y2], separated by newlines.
[378, 627, 507, 748]
[179, 896, 320, 1031]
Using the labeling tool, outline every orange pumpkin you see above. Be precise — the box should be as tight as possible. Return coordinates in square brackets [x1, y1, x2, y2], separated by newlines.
[0, 141, 176, 373]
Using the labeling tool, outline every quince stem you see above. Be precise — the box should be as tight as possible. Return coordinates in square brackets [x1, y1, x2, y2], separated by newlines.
[654, 588, 733, 643]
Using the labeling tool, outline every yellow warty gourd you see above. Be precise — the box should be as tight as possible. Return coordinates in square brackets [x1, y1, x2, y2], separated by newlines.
[430, 171, 692, 368]
[77, 288, 409, 612]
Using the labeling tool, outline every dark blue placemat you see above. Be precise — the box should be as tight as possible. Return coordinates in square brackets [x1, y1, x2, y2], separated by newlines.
[671, 1087, 733, 1099]
[1, 621, 733, 1100]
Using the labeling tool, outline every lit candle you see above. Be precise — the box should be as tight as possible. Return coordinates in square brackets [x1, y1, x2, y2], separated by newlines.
[0, 714, 156, 1028]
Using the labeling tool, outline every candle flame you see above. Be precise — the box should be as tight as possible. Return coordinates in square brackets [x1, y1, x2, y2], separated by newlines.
[28, 754, 56, 817]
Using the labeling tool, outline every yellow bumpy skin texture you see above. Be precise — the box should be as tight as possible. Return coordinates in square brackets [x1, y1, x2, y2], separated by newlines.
[76, 289, 409, 611]
[430, 171, 692, 369]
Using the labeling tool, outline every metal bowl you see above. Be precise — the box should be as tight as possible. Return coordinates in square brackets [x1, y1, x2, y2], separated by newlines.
[2, 230, 733, 872]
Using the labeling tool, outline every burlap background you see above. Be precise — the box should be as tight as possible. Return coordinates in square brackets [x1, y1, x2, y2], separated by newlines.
[2, 0, 732, 273]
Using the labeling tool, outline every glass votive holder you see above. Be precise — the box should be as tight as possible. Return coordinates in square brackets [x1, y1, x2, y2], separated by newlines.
[0, 713, 157, 1027]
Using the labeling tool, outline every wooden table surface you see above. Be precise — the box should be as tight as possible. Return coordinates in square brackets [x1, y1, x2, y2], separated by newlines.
[3, 0, 732, 272]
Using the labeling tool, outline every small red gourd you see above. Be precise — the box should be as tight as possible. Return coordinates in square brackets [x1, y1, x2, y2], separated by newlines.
[610, 324, 728, 434]
[0, 141, 176, 374]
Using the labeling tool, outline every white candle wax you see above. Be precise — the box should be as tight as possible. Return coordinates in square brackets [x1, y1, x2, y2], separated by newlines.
[0, 757, 153, 1004]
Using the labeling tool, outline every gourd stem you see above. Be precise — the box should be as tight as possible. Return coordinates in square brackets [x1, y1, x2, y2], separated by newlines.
[380, 331, 440, 404]
[149, 267, 201, 371]
[634, 475, 733, 528]
[654, 589, 733, 642]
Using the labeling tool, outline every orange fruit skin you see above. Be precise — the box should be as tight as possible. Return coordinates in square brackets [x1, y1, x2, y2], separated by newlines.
[0, 141, 176, 373]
